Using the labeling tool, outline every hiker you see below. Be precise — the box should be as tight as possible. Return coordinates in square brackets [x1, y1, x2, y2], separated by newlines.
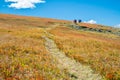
[73, 19, 77, 24]
[78, 19, 82, 23]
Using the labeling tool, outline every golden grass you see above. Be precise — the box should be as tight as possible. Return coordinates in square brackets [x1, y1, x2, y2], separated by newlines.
[49, 26, 120, 80]
[1, 14, 120, 80]
[0, 25, 70, 80]
[0, 14, 70, 28]
[78, 23, 113, 31]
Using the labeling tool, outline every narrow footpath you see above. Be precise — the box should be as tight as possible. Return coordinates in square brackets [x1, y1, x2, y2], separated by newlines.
[43, 26, 103, 80]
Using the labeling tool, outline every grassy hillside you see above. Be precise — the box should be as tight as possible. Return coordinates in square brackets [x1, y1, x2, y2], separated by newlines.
[0, 14, 70, 80]
[49, 26, 120, 80]
[0, 14, 70, 28]
[68, 23, 120, 36]
[0, 14, 120, 80]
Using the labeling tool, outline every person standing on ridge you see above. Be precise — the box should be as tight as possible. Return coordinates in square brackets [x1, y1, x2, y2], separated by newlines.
[78, 19, 82, 23]
[73, 19, 77, 24]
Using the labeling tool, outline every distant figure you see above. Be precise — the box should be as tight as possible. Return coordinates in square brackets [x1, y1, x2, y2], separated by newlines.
[73, 19, 77, 24]
[78, 19, 82, 23]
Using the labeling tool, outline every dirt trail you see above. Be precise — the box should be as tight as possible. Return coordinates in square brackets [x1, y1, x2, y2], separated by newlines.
[43, 26, 103, 80]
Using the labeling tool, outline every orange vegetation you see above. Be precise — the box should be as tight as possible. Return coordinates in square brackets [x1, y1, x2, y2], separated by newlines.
[0, 14, 70, 80]
[49, 26, 120, 80]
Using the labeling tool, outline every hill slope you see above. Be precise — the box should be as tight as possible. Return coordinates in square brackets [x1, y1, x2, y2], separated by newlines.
[0, 14, 120, 80]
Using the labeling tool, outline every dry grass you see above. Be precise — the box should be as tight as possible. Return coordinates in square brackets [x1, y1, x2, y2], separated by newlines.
[49, 26, 120, 80]
[78, 23, 113, 30]
[1, 14, 120, 80]
[0, 14, 70, 28]
[0, 18, 70, 80]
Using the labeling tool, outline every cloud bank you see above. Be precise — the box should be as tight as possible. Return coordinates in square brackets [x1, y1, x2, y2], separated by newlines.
[84, 19, 97, 24]
[114, 24, 120, 28]
[5, 0, 45, 9]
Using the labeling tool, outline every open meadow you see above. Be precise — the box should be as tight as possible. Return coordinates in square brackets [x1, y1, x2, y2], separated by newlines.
[0, 14, 120, 80]
[49, 26, 120, 80]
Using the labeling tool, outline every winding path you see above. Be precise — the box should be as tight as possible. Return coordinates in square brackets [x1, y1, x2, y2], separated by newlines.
[43, 27, 103, 80]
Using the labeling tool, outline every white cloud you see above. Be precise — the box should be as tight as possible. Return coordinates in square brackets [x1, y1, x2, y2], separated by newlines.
[114, 24, 120, 28]
[84, 19, 97, 24]
[5, 0, 45, 9]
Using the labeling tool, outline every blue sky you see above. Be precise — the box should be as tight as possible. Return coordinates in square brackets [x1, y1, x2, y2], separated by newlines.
[0, 0, 120, 27]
